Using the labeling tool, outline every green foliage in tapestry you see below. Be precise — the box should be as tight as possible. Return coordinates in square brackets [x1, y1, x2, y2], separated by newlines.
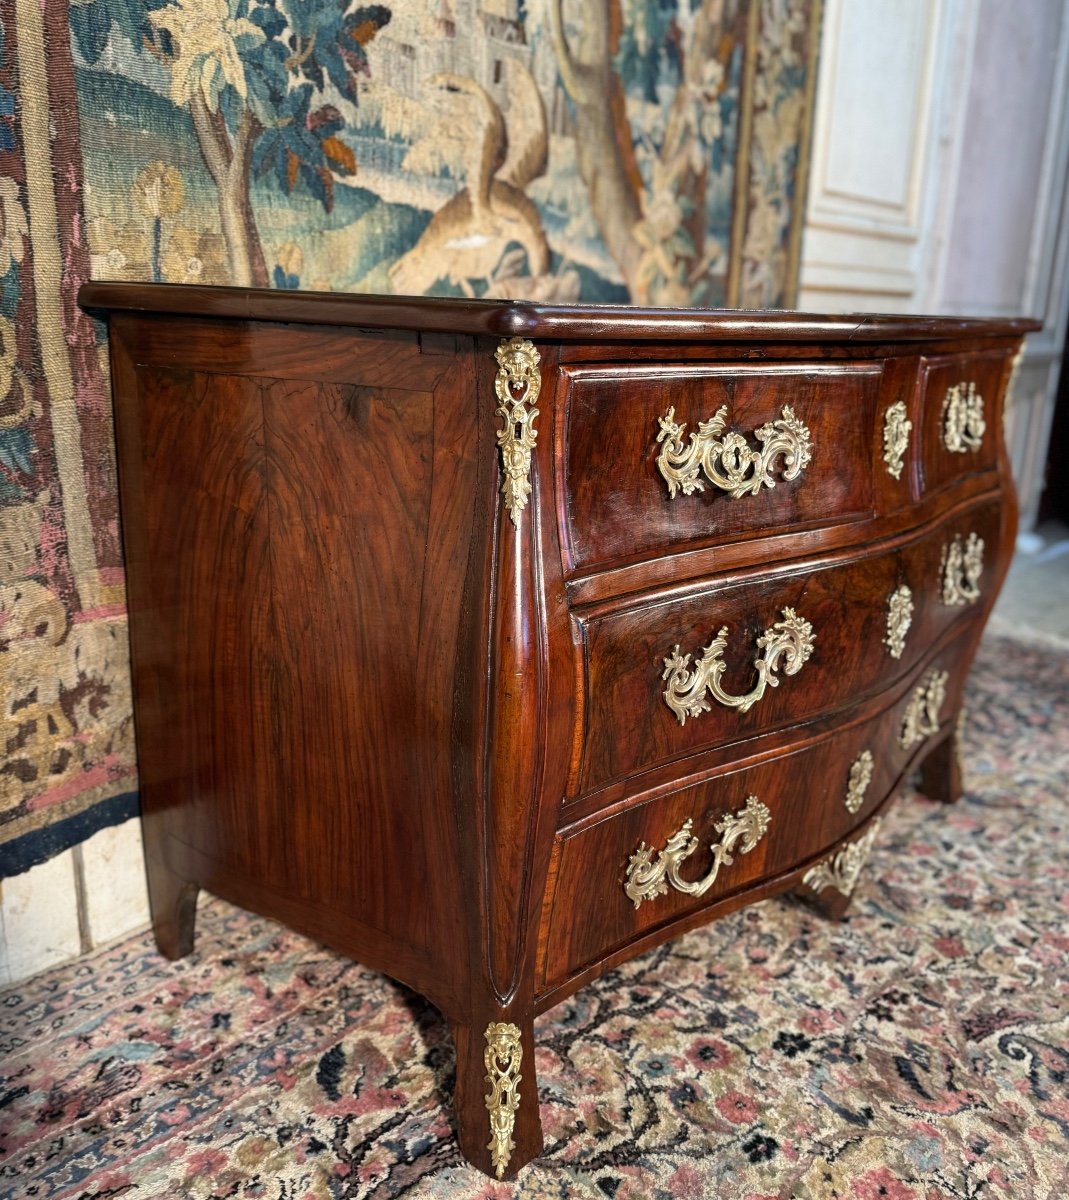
[71, 0, 391, 285]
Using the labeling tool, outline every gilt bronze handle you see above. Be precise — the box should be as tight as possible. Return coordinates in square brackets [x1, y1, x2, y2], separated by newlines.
[942, 381, 985, 453]
[662, 607, 815, 726]
[624, 795, 772, 909]
[655, 404, 812, 499]
[941, 533, 984, 606]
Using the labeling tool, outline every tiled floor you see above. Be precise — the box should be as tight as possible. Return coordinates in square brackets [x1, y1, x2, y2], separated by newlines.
[991, 521, 1069, 642]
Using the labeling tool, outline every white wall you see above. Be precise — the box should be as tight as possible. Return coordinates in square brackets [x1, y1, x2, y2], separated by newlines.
[800, 0, 1069, 531]
[800, 0, 955, 312]
[0, 822, 150, 985]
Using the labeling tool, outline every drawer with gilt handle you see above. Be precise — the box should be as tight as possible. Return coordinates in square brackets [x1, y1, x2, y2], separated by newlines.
[571, 495, 1005, 799]
[557, 360, 882, 574]
[541, 631, 974, 996]
[916, 349, 1009, 494]
[557, 347, 1016, 586]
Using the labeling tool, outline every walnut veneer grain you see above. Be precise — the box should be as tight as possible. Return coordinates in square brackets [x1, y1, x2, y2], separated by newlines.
[81, 283, 1037, 1178]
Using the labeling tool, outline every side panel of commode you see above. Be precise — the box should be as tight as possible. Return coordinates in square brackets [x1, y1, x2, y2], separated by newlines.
[108, 314, 483, 1019]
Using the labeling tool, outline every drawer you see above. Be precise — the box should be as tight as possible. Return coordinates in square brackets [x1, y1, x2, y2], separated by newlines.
[917, 350, 1010, 494]
[574, 497, 1003, 795]
[557, 362, 882, 574]
[542, 642, 968, 990]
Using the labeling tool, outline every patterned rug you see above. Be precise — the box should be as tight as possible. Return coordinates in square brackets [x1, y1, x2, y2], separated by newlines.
[2, 633, 1068, 1200]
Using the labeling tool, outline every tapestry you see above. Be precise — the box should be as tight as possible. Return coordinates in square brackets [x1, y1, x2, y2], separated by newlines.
[0, 0, 821, 875]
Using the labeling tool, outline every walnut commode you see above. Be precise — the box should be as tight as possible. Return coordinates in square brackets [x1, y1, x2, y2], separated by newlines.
[81, 283, 1036, 1178]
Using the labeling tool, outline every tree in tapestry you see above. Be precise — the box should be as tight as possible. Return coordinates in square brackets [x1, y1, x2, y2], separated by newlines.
[71, 0, 392, 287]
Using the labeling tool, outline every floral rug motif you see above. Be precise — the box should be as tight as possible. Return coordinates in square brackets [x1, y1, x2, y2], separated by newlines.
[1, 633, 1068, 1200]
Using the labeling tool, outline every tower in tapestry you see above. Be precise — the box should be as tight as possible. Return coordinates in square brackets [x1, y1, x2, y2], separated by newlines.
[0, 0, 820, 874]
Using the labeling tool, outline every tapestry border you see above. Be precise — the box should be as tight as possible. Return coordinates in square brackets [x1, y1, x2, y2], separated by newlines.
[0, 791, 139, 879]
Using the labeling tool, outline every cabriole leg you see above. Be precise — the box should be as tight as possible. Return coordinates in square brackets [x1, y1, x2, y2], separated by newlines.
[797, 883, 856, 921]
[451, 1007, 541, 1179]
[143, 849, 199, 960]
[794, 818, 884, 922]
[918, 713, 965, 804]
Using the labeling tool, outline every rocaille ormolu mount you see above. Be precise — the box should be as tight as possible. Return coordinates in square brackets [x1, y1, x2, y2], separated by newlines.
[81, 282, 1037, 1178]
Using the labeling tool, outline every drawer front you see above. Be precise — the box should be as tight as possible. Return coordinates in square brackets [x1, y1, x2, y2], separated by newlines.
[543, 643, 968, 990]
[558, 362, 881, 574]
[575, 497, 1003, 795]
[918, 350, 1009, 493]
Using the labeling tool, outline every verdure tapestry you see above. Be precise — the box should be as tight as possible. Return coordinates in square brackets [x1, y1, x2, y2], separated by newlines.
[0, 0, 821, 874]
